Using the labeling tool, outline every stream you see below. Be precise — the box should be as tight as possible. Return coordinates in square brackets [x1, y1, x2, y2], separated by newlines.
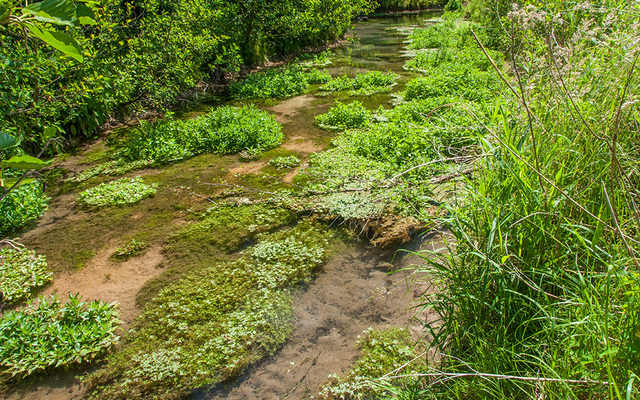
[6, 11, 442, 400]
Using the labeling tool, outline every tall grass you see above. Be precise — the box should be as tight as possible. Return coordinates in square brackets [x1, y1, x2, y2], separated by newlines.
[396, 2, 640, 398]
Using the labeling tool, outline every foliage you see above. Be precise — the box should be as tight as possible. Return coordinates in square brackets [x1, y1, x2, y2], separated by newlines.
[318, 327, 422, 399]
[86, 219, 336, 399]
[306, 68, 333, 84]
[0, 247, 52, 305]
[296, 51, 334, 68]
[315, 101, 372, 130]
[404, 64, 499, 102]
[0, 181, 48, 235]
[77, 177, 157, 208]
[269, 156, 301, 169]
[320, 71, 398, 95]
[230, 66, 311, 99]
[112, 239, 147, 261]
[0, 294, 120, 377]
[121, 106, 283, 164]
[0, 0, 373, 155]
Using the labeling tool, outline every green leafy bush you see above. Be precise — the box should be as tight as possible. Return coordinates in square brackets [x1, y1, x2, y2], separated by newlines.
[269, 155, 301, 169]
[315, 101, 372, 130]
[112, 239, 147, 261]
[0, 247, 52, 305]
[320, 71, 398, 95]
[77, 178, 157, 208]
[0, 181, 48, 235]
[0, 294, 120, 377]
[122, 106, 283, 164]
[296, 51, 334, 68]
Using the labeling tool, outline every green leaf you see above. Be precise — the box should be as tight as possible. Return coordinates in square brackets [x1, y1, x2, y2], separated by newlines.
[22, 0, 76, 26]
[1, 177, 35, 188]
[0, 132, 19, 151]
[43, 126, 58, 140]
[75, 3, 96, 25]
[25, 23, 84, 62]
[0, 155, 52, 170]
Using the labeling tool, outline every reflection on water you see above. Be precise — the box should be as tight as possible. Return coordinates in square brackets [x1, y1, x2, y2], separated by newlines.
[331, 11, 441, 74]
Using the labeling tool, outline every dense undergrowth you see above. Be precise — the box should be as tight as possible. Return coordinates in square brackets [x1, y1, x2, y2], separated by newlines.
[0, 182, 48, 235]
[85, 205, 341, 399]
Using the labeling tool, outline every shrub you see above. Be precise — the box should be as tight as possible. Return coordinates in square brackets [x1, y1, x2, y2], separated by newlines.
[268, 155, 301, 169]
[320, 71, 398, 95]
[0, 294, 120, 377]
[77, 178, 157, 208]
[315, 101, 372, 130]
[122, 106, 283, 164]
[0, 181, 48, 235]
[0, 247, 52, 305]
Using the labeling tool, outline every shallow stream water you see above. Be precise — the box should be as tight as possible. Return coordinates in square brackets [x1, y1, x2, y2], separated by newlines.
[6, 11, 442, 400]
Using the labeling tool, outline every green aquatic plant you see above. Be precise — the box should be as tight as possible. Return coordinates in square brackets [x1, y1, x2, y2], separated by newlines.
[85, 220, 336, 399]
[315, 101, 372, 130]
[320, 71, 398, 95]
[0, 247, 52, 305]
[0, 294, 120, 377]
[122, 105, 283, 164]
[77, 177, 157, 208]
[305, 68, 332, 84]
[269, 155, 301, 169]
[404, 64, 499, 102]
[318, 327, 421, 399]
[230, 66, 310, 99]
[112, 239, 147, 261]
[69, 159, 155, 183]
[0, 181, 48, 235]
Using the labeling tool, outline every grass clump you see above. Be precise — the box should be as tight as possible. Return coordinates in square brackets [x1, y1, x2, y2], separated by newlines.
[121, 105, 283, 164]
[0, 182, 48, 235]
[319, 327, 422, 400]
[269, 155, 301, 169]
[320, 71, 398, 96]
[112, 239, 147, 261]
[0, 247, 52, 305]
[86, 220, 336, 399]
[77, 177, 157, 208]
[315, 101, 371, 130]
[0, 294, 120, 377]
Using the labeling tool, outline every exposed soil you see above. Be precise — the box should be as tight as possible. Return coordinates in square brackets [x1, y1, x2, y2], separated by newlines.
[43, 244, 166, 331]
[197, 232, 445, 400]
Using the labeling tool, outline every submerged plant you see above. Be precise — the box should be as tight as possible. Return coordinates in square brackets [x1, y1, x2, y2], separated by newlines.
[0, 247, 52, 305]
[77, 177, 157, 207]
